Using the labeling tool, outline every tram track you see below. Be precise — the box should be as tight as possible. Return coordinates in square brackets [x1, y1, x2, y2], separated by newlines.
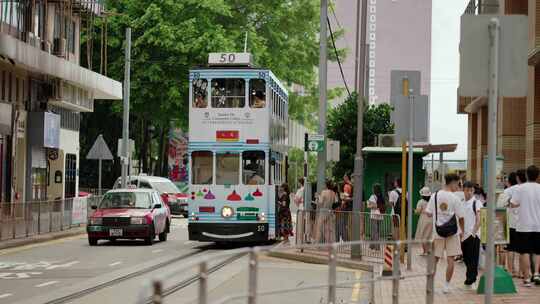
[44, 247, 207, 304]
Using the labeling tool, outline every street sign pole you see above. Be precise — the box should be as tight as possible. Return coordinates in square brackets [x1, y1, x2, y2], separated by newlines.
[407, 90, 414, 270]
[121, 28, 132, 188]
[485, 17, 500, 304]
[317, 0, 328, 194]
[98, 158, 102, 196]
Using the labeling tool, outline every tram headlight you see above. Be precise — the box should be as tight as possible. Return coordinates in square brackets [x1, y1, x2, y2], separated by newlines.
[221, 206, 234, 218]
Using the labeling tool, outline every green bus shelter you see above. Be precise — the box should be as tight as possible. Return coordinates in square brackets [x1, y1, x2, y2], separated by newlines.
[362, 146, 427, 237]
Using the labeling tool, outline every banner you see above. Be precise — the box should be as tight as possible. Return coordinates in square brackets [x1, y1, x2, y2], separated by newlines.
[168, 127, 189, 192]
[71, 197, 88, 225]
[480, 208, 509, 245]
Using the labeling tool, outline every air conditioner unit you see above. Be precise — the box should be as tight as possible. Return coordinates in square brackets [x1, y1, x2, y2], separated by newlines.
[378, 134, 397, 147]
[53, 38, 67, 57]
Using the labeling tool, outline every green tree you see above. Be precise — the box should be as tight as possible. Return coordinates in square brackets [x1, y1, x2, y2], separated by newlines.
[327, 93, 394, 179]
[80, 0, 328, 186]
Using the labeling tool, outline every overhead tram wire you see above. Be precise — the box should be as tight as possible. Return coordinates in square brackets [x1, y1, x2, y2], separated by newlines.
[327, 16, 351, 99]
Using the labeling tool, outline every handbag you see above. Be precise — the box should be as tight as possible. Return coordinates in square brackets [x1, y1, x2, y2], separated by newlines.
[434, 191, 458, 238]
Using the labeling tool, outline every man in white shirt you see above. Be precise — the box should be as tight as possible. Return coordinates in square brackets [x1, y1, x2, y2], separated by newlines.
[425, 173, 465, 294]
[510, 165, 540, 287]
[461, 181, 482, 289]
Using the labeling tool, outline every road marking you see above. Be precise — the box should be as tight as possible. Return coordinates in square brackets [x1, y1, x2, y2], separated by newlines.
[0, 235, 85, 256]
[350, 271, 362, 302]
[0, 293, 12, 299]
[35, 281, 58, 288]
[109, 261, 122, 267]
[0, 272, 42, 279]
[183, 241, 195, 245]
[152, 249, 163, 253]
[45, 261, 79, 270]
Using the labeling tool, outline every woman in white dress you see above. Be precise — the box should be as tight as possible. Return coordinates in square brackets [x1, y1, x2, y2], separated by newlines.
[415, 186, 433, 255]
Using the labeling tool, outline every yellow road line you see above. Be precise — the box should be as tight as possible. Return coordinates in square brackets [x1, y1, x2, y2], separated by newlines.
[350, 270, 362, 302]
[0, 235, 85, 256]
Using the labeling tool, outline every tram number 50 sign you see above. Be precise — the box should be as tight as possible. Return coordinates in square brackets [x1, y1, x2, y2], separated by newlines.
[208, 53, 253, 66]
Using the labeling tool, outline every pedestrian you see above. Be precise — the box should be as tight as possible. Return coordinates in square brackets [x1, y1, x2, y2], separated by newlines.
[315, 180, 336, 244]
[293, 178, 306, 243]
[294, 178, 305, 210]
[343, 174, 353, 198]
[389, 178, 407, 236]
[461, 181, 482, 289]
[425, 173, 465, 294]
[509, 165, 540, 287]
[499, 172, 521, 277]
[277, 183, 293, 242]
[415, 186, 433, 256]
[367, 183, 386, 250]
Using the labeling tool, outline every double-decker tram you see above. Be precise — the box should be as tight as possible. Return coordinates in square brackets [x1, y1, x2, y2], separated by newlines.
[188, 53, 288, 242]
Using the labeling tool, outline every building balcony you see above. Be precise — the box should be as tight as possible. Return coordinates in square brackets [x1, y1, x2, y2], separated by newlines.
[0, 31, 122, 100]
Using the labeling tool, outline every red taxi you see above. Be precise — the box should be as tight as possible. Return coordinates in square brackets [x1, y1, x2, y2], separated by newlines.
[87, 189, 171, 246]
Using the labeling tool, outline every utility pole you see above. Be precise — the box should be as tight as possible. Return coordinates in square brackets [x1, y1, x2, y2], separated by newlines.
[121, 28, 131, 188]
[352, 0, 368, 259]
[317, 0, 328, 193]
[407, 90, 415, 270]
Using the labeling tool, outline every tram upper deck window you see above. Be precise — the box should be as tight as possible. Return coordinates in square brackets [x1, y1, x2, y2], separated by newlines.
[216, 152, 240, 185]
[192, 151, 213, 185]
[243, 151, 265, 185]
[249, 79, 266, 108]
[192, 79, 208, 108]
[211, 79, 245, 108]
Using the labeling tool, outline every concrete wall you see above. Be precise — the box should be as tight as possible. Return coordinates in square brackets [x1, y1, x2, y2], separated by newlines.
[60, 128, 79, 198]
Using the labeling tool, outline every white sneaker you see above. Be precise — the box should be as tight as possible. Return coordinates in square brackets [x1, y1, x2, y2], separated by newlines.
[443, 282, 451, 294]
[462, 284, 473, 291]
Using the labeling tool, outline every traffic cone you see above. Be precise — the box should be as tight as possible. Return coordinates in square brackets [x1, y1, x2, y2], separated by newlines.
[382, 245, 394, 276]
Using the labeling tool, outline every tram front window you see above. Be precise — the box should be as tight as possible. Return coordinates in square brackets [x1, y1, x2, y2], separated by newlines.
[249, 79, 266, 108]
[211, 79, 245, 108]
[216, 153, 240, 185]
[192, 151, 213, 185]
[243, 151, 265, 185]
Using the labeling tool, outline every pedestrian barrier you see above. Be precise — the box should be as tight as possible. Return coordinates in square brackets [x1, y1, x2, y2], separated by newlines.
[295, 210, 400, 262]
[0, 195, 102, 241]
[382, 245, 394, 276]
[138, 239, 436, 304]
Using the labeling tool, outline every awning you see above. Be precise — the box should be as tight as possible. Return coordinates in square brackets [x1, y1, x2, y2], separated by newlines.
[0, 33, 122, 100]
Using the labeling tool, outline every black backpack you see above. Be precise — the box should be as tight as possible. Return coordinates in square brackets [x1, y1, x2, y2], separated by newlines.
[393, 189, 407, 217]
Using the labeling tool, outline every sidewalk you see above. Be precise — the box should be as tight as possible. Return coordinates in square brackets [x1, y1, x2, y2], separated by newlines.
[0, 226, 86, 251]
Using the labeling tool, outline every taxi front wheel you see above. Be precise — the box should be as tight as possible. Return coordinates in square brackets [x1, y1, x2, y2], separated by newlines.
[145, 225, 155, 245]
[88, 237, 98, 246]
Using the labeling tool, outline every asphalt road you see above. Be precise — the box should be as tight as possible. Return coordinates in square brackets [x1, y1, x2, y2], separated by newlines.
[0, 216, 216, 304]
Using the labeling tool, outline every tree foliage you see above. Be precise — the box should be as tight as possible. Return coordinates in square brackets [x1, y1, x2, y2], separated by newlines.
[80, 0, 327, 187]
[327, 93, 394, 179]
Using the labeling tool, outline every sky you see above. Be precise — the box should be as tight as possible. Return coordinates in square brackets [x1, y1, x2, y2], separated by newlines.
[430, 0, 469, 159]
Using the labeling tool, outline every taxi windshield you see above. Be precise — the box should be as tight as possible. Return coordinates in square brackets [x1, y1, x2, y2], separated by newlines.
[99, 192, 152, 209]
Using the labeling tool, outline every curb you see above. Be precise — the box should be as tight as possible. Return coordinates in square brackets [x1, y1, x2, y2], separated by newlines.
[266, 249, 375, 272]
[0, 227, 86, 251]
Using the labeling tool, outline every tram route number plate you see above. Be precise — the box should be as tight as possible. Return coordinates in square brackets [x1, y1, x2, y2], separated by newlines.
[109, 229, 123, 237]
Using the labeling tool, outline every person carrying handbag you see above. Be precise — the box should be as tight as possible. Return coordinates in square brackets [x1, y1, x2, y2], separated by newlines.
[425, 173, 465, 294]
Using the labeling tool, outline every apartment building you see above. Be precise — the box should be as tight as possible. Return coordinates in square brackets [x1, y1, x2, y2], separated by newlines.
[0, 0, 121, 203]
[457, 0, 530, 184]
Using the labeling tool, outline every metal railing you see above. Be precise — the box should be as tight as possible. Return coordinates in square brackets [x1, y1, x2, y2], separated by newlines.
[140, 240, 435, 304]
[295, 210, 400, 261]
[0, 195, 102, 241]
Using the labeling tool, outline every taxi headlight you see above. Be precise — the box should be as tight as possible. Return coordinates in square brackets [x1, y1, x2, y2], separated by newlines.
[130, 217, 145, 225]
[221, 206, 234, 218]
[90, 217, 102, 225]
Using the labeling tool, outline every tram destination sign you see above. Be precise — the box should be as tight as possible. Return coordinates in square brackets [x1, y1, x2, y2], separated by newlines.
[208, 52, 253, 66]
